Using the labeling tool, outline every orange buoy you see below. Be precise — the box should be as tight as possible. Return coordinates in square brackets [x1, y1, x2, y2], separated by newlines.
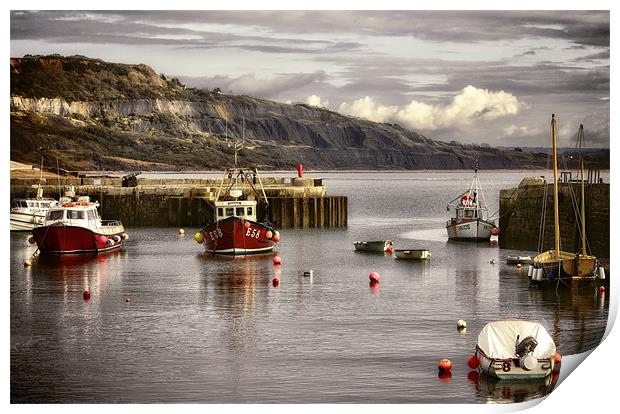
[266, 230, 273, 239]
[273, 255, 282, 265]
[28, 236, 36, 244]
[438, 358, 452, 372]
[83, 290, 91, 300]
[272, 231, 281, 243]
[244, 220, 251, 229]
[467, 355, 480, 369]
[386, 246, 393, 254]
[553, 352, 562, 365]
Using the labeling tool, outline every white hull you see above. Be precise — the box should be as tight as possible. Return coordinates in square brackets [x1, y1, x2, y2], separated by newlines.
[446, 219, 494, 240]
[10, 211, 45, 231]
[394, 249, 431, 260]
[353, 240, 392, 252]
[476, 348, 553, 380]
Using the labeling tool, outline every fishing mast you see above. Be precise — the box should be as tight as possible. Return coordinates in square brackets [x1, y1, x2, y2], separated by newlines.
[551, 114, 561, 256]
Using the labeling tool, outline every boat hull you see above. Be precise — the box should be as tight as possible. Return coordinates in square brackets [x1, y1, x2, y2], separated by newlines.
[201, 217, 275, 255]
[447, 219, 494, 241]
[353, 240, 393, 252]
[476, 347, 554, 380]
[532, 250, 597, 282]
[10, 211, 45, 231]
[394, 249, 430, 260]
[32, 225, 124, 254]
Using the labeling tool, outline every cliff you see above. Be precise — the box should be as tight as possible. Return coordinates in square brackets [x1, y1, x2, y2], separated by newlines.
[10, 55, 564, 171]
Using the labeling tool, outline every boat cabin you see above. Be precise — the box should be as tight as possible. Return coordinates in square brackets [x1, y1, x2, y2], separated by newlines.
[45, 204, 102, 228]
[213, 200, 257, 222]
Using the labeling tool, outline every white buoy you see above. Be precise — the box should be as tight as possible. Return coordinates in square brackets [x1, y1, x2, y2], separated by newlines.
[457, 319, 467, 330]
[23, 260, 32, 267]
[598, 266, 606, 280]
[178, 228, 185, 234]
[490, 259, 496, 264]
[527, 265, 533, 278]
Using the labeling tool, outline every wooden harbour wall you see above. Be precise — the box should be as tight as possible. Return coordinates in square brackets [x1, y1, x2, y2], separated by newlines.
[499, 183, 609, 259]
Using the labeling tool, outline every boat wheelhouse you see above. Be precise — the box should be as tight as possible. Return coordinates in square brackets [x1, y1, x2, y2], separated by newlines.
[31, 196, 126, 254]
[446, 163, 498, 241]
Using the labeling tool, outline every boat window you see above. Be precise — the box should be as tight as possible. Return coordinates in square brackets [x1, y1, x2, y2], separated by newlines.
[225, 208, 234, 217]
[465, 210, 474, 217]
[67, 210, 85, 220]
[47, 210, 64, 220]
[247, 207, 253, 216]
[11, 201, 19, 208]
[218, 208, 223, 217]
[87, 209, 97, 220]
[20, 201, 28, 207]
[236, 207, 245, 216]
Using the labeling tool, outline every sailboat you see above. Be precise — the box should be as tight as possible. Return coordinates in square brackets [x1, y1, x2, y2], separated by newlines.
[529, 115, 598, 284]
[446, 160, 499, 241]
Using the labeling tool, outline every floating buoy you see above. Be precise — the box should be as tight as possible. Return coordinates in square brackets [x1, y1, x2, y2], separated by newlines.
[178, 228, 185, 234]
[272, 231, 281, 243]
[438, 358, 452, 373]
[491, 227, 500, 236]
[125, 297, 131, 303]
[490, 259, 496, 264]
[266, 230, 273, 239]
[516, 263, 522, 269]
[194, 232, 204, 244]
[244, 221, 251, 229]
[272, 255, 282, 265]
[272, 277, 280, 287]
[106, 239, 115, 246]
[121, 233, 129, 240]
[27, 236, 36, 244]
[23, 260, 32, 267]
[467, 355, 480, 369]
[597, 266, 606, 280]
[467, 370, 480, 383]
[368, 272, 380, 284]
[386, 246, 393, 254]
[598, 286, 606, 294]
[457, 319, 467, 330]
[83, 290, 91, 300]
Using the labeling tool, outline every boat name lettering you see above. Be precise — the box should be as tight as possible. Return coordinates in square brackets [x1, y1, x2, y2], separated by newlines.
[459, 224, 471, 231]
[245, 228, 261, 239]
[209, 228, 223, 240]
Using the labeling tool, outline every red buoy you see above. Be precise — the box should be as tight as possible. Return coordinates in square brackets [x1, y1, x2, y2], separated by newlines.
[598, 286, 606, 294]
[266, 230, 273, 239]
[83, 290, 91, 300]
[368, 272, 380, 284]
[385, 246, 393, 254]
[438, 358, 452, 372]
[244, 221, 251, 229]
[491, 227, 500, 236]
[273, 255, 282, 265]
[272, 277, 280, 287]
[272, 231, 281, 243]
[296, 163, 303, 178]
[467, 355, 480, 369]
[553, 352, 562, 365]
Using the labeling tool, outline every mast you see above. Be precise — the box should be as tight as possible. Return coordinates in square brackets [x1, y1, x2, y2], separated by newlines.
[580, 150, 587, 256]
[551, 114, 561, 255]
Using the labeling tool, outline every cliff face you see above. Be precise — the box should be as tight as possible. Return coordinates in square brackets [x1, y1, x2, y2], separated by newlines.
[10, 55, 549, 171]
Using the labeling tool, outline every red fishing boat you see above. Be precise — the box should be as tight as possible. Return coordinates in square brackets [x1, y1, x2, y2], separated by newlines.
[31, 196, 127, 254]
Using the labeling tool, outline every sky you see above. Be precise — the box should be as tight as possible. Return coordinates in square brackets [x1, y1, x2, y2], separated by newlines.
[10, 10, 610, 148]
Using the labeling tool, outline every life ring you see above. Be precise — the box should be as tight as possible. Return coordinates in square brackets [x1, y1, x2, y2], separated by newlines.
[460, 194, 473, 206]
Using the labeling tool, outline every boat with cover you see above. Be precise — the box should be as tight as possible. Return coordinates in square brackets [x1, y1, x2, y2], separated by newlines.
[446, 161, 498, 241]
[31, 196, 126, 254]
[196, 120, 279, 256]
[528, 117, 601, 285]
[394, 249, 431, 260]
[353, 240, 393, 252]
[474, 320, 557, 380]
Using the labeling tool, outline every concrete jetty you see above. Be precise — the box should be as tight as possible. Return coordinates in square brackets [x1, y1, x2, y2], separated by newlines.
[10, 175, 348, 228]
[499, 176, 609, 259]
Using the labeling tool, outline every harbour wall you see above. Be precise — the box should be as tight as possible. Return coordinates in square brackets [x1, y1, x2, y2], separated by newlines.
[10, 176, 347, 228]
[499, 182, 609, 259]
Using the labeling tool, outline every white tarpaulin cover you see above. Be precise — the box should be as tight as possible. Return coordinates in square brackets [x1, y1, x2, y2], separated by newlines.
[477, 320, 557, 359]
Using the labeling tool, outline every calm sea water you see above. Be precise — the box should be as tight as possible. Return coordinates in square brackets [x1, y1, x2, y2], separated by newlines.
[10, 171, 609, 403]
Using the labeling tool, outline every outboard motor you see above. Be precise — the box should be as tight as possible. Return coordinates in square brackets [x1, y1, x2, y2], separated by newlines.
[515, 335, 538, 358]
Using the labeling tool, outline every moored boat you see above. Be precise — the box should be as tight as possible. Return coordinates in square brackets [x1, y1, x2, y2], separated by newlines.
[506, 255, 532, 265]
[394, 249, 431, 260]
[10, 195, 58, 231]
[446, 161, 499, 241]
[473, 320, 557, 380]
[353, 240, 393, 252]
[31, 196, 126, 254]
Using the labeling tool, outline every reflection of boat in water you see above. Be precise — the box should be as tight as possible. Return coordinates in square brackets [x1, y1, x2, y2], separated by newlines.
[353, 240, 393, 252]
[446, 160, 499, 241]
[394, 249, 430, 260]
[37, 249, 122, 267]
[475, 371, 557, 403]
[474, 320, 557, 380]
[530, 118, 602, 286]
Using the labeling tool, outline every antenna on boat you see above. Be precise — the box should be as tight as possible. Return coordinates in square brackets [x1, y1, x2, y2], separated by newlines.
[56, 156, 61, 200]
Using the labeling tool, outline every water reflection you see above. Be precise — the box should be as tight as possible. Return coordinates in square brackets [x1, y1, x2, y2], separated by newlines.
[473, 373, 558, 403]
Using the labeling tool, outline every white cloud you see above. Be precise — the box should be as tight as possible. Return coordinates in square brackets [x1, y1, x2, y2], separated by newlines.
[503, 124, 531, 136]
[338, 85, 520, 131]
[306, 95, 329, 108]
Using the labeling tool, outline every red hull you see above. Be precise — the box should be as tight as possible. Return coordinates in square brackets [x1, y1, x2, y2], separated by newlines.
[32, 225, 123, 254]
[201, 217, 275, 255]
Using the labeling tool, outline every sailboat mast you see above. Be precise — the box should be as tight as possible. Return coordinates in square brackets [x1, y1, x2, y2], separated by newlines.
[551, 114, 561, 255]
[580, 158, 586, 255]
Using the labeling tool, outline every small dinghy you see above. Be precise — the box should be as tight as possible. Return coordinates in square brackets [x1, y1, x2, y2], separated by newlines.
[394, 249, 431, 260]
[506, 255, 532, 265]
[473, 320, 557, 380]
[353, 240, 393, 252]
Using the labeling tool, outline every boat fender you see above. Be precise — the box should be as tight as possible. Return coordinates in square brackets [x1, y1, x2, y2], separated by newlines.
[491, 227, 500, 236]
[106, 239, 115, 246]
[97, 235, 108, 244]
[194, 232, 204, 244]
[598, 286, 606, 294]
[515, 336, 538, 358]
[121, 233, 129, 240]
[266, 230, 273, 239]
[527, 265, 534, 278]
[178, 228, 185, 234]
[598, 266, 606, 280]
[244, 221, 251, 229]
[467, 355, 480, 369]
[272, 231, 281, 243]
[113, 235, 121, 243]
